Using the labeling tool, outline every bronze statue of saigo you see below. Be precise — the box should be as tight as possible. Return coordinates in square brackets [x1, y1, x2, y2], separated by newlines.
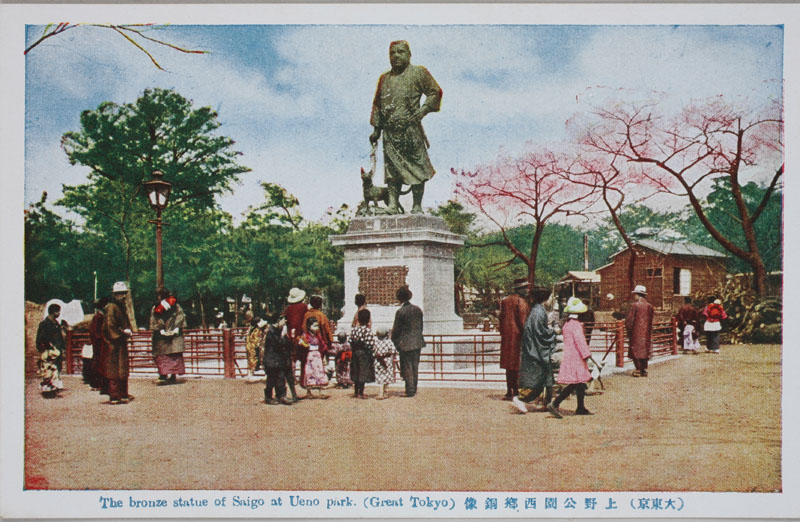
[369, 40, 442, 215]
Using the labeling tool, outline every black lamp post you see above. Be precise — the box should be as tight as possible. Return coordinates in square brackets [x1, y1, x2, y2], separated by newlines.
[142, 170, 172, 292]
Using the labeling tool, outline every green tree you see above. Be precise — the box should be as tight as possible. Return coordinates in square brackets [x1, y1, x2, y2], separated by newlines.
[684, 180, 782, 275]
[431, 200, 476, 236]
[236, 183, 345, 318]
[24, 193, 94, 303]
[432, 201, 477, 312]
[59, 88, 250, 320]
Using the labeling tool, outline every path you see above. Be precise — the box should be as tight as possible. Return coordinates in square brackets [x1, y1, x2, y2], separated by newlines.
[24, 344, 781, 492]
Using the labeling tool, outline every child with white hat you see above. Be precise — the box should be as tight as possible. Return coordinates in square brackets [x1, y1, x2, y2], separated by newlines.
[548, 297, 599, 418]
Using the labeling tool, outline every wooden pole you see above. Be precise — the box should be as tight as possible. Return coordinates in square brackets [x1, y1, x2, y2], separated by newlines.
[615, 320, 625, 368]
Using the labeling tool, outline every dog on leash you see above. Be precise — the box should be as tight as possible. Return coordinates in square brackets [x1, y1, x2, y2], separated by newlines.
[356, 166, 410, 216]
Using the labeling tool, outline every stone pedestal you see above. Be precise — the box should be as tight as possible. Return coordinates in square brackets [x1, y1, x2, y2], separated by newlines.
[330, 214, 465, 335]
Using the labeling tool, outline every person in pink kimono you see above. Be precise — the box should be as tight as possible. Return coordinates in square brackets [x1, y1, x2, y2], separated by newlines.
[548, 297, 598, 419]
[297, 317, 329, 399]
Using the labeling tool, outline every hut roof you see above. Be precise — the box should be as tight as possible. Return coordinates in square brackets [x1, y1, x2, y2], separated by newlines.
[609, 239, 727, 260]
[558, 270, 600, 283]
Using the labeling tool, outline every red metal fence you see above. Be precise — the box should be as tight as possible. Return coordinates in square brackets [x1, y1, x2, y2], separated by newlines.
[62, 321, 678, 382]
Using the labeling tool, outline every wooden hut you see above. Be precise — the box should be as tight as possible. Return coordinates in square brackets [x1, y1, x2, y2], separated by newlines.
[596, 239, 727, 311]
[554, 271, 601, 312]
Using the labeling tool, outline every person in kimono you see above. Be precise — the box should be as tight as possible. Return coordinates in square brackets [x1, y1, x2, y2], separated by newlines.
[373, 328, 397, 400]
[511, 287, 557, 414]
[36, 303, 66, 374]
[702, 298, 728, 354]
[548, 297, 597, 418]
[351, 293, 372, 329]
[243, 310, 259, 381]
[297, 317, 329, 399]
[36, 303, 66, 396]
[675, 297, 699, 350]
[349, 309, 376, 399]
[330, 331, 353, 388]
[149, 288, 187, 385]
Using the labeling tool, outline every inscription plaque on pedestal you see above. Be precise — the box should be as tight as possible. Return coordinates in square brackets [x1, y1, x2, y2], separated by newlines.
[357, 266, 408, 306]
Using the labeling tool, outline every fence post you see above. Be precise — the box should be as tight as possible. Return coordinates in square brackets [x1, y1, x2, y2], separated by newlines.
[615, 320, 625, 368]
[223, 329, 235, 379]
[671, 317, 679, 355]
[65, 329, 74, 375]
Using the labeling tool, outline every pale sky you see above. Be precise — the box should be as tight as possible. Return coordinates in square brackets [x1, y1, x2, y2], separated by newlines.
[24, 24, 783, 223]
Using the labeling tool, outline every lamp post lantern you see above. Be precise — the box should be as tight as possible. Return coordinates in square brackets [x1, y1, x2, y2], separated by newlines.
[142, 170, 172, 292]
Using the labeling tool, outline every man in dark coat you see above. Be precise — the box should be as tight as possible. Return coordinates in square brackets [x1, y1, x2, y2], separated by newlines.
[36, 303, 66, 371]
[512, 287, 557, 414]
[102, 281, 134, 404]
[262, 313, 293, 405]
[391, 286, 425, 397]
[498, 278, 530, 400]
[626, 285, 654, 377]
[87, 297, 109, 391]
[90, 298, 111, 395]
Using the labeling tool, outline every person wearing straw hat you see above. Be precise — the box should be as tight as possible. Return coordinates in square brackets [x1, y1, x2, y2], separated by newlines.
[284, 288, 308, 340]
[499, 277, 531, 400]
[282, 287, 308, 401]
[102, 281, 134, 404]
[547, 297, 600, 418]
[626, 284, 654, 377]
[511, 286, 557, 414]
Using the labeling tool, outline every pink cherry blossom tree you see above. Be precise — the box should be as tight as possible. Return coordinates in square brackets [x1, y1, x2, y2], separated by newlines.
[452, 147, 598, 288]
[577, 93, 782, 296]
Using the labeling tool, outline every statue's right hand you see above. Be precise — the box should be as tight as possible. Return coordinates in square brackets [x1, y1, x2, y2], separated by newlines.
[369, 130, 381, 144]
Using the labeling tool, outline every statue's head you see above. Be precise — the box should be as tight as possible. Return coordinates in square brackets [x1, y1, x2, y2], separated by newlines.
[389, 40, 411, 69]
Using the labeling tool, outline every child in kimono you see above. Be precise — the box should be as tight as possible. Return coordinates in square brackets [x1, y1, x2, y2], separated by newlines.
[38, 346, 64, 398]
[372, 328, 397, 400]
[331, 331, 353, 388]
[297, 317, 329, 399]
[683, 323, 701, 353]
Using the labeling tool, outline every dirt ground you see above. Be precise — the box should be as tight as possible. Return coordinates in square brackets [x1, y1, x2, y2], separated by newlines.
[24, 344, 781, 492]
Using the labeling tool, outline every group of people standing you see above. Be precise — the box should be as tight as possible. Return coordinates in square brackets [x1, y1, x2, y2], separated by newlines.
[499, 279, 600, 419]
[240, 285, 425, 405]
[83, 282, 137, 404]
[499, 278, 730, 417]
[36, 281, 188, 404]
[675, 296, 728, 354]
[35, 282, 135, 403]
